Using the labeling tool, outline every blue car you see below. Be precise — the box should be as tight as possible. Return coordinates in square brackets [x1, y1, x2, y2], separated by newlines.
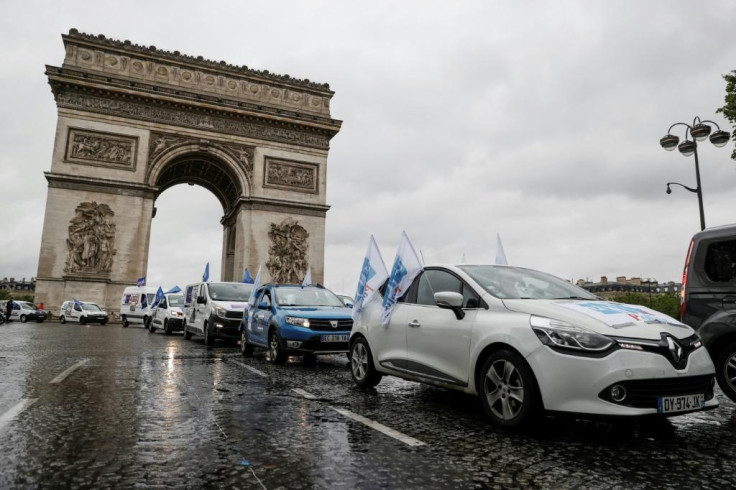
[240, 284, 353, 364]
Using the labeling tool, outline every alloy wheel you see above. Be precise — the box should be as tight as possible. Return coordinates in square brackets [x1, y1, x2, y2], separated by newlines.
[351, 342, 368, 381]
[484, 359, 525, 421]
[725, 351, 736, 394]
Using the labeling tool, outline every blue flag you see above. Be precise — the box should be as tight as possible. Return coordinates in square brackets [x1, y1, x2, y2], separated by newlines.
[152, 287, 165, 308]
[352, 235, 389, 322]
[302, 267, 312, 286]
[137, 277, 146, 286]
[203, 262, 210, 282]
[165, 286, 181, 294]
[73, 298, 83, 309]
[247, 266, 262, 308]
[381, 231, 423, 326]
[242, 268, 255, 284]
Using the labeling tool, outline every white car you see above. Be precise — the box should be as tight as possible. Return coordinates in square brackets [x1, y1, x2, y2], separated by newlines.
[149, 293, 186, 335]
[349, 264, 718, 428]
[59, 300, 109, 325]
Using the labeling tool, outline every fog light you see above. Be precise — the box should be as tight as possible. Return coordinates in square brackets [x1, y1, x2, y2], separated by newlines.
[215, 323, 224, 329]
[287, 341, 302, 348]
[610, 385, 627, 402]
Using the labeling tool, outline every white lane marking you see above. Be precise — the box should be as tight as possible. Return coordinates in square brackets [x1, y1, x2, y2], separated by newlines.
[230, 360, 268, 378]
[292, 388, 318, 400]
[49, 359, 88, 384]
[331, 407, 426, 447]
[0, 398, 39, 431]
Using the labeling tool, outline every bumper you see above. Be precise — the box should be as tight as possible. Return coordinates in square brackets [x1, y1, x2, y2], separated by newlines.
[526, 345, 718, 416]
[208, 314, 242, 340]
[85, 316, 109, 324]
[167, 317, 185, 331]
[280, 325, 352, 355]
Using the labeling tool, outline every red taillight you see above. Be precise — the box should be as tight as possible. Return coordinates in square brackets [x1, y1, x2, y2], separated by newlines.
[680, 238, 694, 320]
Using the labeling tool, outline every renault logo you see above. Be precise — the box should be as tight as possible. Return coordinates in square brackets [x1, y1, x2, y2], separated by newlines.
[666, 336, 683, 362]
[330, 320, 339, 329]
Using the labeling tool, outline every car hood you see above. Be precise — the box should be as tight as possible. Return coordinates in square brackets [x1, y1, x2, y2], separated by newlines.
[501, 299, 694, 341]
[278, 307, 352, 320]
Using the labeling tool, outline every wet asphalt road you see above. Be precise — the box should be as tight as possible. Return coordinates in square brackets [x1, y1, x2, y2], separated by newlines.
[0, 322, 735, 489]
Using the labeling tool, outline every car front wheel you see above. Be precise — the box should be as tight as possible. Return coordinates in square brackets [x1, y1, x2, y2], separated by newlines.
[267, 329, 286, 365]
[122, 315, 129, 328]
[59, 315, 66, 324]
[204, 322, 214, 346]
[715, 342, 736, 402]
[350, 337, 382, 388]
[479, 350, 538, 429]
[183, 324, 192, 340]
[20, 315, 27, 323]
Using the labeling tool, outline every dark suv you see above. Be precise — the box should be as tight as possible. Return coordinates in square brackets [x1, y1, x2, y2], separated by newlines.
[681, 223, 736, 402]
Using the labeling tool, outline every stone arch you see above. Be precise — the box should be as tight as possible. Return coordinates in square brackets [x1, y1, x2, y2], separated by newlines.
[147, 143, 252, 216]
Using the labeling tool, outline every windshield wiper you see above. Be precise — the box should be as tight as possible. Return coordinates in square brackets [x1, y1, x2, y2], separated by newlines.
[551, 296, 597, 300]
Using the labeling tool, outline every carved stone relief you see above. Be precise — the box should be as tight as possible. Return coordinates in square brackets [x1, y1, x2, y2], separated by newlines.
[263, 158, 318, 194]
[266, 218, 309, 284]
[65, 128, 137, 170]
[148, 131, 254, 176]
[64, 201, 117, 276]
[56, 91, 331, 150]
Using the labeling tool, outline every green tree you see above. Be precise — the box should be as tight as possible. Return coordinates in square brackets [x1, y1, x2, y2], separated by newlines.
[610, 292, 682, 320]
[716, 69, 736, 160]
[0, 290, 11, 301]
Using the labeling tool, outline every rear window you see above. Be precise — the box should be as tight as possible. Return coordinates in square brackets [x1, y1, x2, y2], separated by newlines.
[704, 239, 736, 283]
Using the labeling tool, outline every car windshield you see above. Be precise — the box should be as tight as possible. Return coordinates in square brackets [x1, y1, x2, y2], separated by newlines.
[20, 302, 38, 310]
[207, 283, 253, 301]
[459, 265, 599, 300]
[82, 303, 102, 312]
[167, 295, 184, 306]
[275, 287, 345, 307]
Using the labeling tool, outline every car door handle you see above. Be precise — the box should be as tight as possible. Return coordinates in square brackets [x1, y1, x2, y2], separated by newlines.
[408, 320, 421, 328]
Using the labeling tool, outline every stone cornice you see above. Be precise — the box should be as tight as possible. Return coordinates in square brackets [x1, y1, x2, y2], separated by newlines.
[48, 79, 338, 150]
[64, 29, 333, 93]
[45, 172, 157, 199]
[223, 197, 331, 223]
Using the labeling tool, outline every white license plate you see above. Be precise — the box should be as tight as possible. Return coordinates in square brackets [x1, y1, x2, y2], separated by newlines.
[321, 334, 349, 343]
[657, 394, 705, 414]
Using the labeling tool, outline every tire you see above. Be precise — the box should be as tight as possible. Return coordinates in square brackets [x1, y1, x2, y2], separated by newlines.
[60, 315, 66, 324]
[164, 319, 171, 335]
[267, 329, 287, 365]
[148, 321, 155, 333]
[240, 329, 254, 357]
[204, 322, 214, 346]
[715, 342, 736, 402]
[80, 316, 86, 325]
[37, 319, 44, 323]
[144, 316, 151, 330]
[350, 336, 382, 388]
[20, 315, 27, 323]
[478, 350, 539, 429]
[100, 320, 107, 326]
[184, 325, 192, 340]
[122, 315, 129, 328]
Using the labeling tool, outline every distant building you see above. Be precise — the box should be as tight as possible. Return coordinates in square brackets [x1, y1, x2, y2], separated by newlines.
[576, 276, 681, 300]
[0, 277, 37, 293]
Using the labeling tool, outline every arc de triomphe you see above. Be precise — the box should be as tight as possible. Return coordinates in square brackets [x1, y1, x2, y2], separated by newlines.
[35, 29, 341, 314]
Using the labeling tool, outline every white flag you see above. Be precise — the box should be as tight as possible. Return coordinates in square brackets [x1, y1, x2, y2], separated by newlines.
[381, 231, 423, 326]
[495, 233, 508, 265]
[352, 235, 389, 322]
[302, 266, 312, 286]
[247, 265, 262, 308]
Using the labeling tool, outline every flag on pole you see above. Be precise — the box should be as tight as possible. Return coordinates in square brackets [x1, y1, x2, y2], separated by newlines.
[302, 267, 312, 286]
[202, 262, 210, 282]
[247, 265, 262, 308]
[152, 286, 165, 308]
[242, 268, 255, 284]
[495, 233, 508, 266]
[352, 235, 389, 322]
[136, 277, 146, 287]
[73, 298, 83, 309]
[165, 286, 181, 294]
[381, 231, 423, 326]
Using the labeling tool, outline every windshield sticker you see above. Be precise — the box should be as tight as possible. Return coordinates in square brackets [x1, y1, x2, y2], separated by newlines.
[557, 301, 688, 329]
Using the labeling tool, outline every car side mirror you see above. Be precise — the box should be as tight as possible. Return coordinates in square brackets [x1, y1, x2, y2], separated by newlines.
[196, 296, 206, 304]
[435, 291, 465, 320]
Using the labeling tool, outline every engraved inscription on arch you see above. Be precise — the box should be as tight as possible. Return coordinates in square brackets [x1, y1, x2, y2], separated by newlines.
[65, 128, 138, 171]
[263, 158, 318, 194]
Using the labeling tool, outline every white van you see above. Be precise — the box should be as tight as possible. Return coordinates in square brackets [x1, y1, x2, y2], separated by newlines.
[120, 286, 158, 328]
[183, 282, 254, 345]
[59, 300, 109, 325]
[149, 292, 186, 335]
[2, 300, 48, 323]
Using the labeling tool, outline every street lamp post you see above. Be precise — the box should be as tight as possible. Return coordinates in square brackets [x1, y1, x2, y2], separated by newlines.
[660, 117, 732, 231]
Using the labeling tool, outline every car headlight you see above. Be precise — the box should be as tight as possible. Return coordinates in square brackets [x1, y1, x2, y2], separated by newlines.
[172, 311, 183, 318]
[214, 306, 227, 318]
[285, 316, 310, 328]
[530, 315, 614, 353]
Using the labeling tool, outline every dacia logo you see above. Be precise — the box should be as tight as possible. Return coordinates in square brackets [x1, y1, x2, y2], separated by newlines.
[330, 320, 339, 329]
[666, 336, 683, 362]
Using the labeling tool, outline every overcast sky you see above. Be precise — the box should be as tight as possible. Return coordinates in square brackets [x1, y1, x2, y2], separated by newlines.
[1, 1, 735, 297]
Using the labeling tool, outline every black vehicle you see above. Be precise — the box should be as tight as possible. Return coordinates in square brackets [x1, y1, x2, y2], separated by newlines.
[681, 223, 736, 401]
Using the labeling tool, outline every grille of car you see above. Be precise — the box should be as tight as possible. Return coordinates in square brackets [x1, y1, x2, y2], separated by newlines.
[225, 311, 243, 319]
[309, 319, 353, 331]
[599, 375, 715, 408]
